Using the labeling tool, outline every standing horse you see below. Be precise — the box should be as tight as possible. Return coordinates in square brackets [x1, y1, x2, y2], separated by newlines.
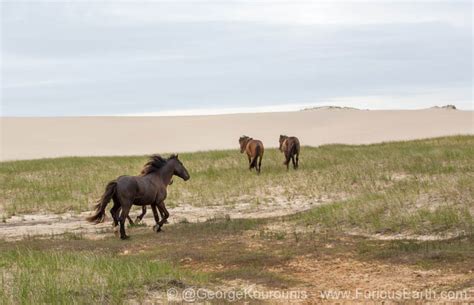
[87, 154, 190, 239]
[239, 136, 264, 174]
[279, 135, 300, 170]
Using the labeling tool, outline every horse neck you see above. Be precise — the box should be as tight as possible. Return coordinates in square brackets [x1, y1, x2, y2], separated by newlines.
[244, 139, 252, 150]
[158, 161, 175, 185]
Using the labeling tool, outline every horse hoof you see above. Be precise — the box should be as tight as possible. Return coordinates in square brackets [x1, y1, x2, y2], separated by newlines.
[153, 225, 162, 232]
[135, 217, 141, 223]
[120, 235, 130, 240]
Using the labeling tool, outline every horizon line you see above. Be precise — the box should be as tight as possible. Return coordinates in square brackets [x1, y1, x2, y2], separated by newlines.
[1, 102, 470, 118]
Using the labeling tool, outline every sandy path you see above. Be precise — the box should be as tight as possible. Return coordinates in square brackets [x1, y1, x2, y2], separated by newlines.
[286, 255, 474, 304]
[0, 197, 458, 241]
[2, 108, 473, 161]
[0, 197, 320, 240]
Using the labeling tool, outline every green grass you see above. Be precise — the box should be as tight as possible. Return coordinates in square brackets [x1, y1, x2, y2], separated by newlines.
[0, 214, 473, 304]
[2, 216, 473, 304]
[1, 136, 473, 236]
[1, 136, 473, 303]
[0, 218, 285, 304]
[0, 248, 208, 305]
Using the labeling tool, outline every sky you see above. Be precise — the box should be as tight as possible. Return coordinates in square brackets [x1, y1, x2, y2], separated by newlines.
[1, 0, 472, 116]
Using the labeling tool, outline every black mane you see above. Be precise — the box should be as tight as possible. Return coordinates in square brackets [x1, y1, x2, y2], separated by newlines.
[140, 155, 168, 175]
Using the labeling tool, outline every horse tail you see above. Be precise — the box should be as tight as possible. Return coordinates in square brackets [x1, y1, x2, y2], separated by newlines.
[250, 145, 261, 169]
[86, 180, 117, 224]
[284, 140, 298, 165]
[291, 140, 300, 157]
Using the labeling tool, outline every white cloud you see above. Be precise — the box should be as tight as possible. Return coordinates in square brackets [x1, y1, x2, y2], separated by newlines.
[75, 1, 471, 28]
[1, 0, 472, 115]
[5, 1, 471, 27]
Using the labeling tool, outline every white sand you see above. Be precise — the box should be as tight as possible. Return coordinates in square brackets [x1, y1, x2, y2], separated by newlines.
[1, 108, 473, 161]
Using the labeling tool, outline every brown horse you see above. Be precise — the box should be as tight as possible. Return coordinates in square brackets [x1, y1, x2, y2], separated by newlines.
[87, 154, 190, 239]
[279, 135, 300, 170]
[239, 136, 264, 173]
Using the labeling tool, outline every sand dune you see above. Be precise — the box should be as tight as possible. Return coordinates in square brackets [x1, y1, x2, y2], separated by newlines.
[1, 108, 473, 161]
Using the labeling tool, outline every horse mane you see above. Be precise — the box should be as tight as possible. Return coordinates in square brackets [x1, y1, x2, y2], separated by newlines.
[140, 155, 168, 176]
[239, 135, 252, 143]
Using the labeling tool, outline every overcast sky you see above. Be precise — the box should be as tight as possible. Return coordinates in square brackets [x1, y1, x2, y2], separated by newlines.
[1, 0, 472, 116]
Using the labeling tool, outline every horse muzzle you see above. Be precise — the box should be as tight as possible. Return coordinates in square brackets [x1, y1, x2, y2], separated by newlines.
[182, 172, 190, 181]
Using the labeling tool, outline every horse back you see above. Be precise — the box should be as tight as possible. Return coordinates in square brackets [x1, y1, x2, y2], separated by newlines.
[247, 139, 264, 157]
[286, 137, 300, 155]
[116, 175, 163, 203]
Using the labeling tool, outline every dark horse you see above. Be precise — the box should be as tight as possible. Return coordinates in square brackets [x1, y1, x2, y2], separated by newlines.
[126, 179, 173, 225]
[239, 136, 264, 173]
[87, 154, 190, 239]
[279, 135, 300, 170]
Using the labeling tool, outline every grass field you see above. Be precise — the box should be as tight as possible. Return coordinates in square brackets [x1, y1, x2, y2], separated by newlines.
[1, 136, 473, 303]
[1, 136, 473, 235]
[0, 217, 473, 303]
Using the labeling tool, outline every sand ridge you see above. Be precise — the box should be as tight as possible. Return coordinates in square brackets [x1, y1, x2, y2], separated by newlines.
[1, 108, 473, 161]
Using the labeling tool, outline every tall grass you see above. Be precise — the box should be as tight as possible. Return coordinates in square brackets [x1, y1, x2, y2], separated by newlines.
[1, 136, 473, 235]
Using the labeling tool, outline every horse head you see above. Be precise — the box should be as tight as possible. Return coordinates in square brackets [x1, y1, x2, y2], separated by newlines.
[239, 136, 250, 153]
[169, 154, 190, 181]
[279, 135, 288, 151]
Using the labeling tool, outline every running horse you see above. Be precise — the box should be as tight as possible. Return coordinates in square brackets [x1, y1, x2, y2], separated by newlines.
[126, 179, 174, 225]
[87, 154, 190, 239]
[239, 136, 264, 174]
[279, 135, 300, 170]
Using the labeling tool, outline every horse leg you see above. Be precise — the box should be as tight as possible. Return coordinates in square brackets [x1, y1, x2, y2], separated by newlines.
[295, 153, 299, 169]
[159, 206, 168, 224]
[135, 206, 147, 223]
[258, 155, 263, 174]
[250, 154, 259, 172]
[291, 155, 296, 169]
[248, 154, 253, 171]
[151, 203, 161, 232]
[118, 200, 131, 240]
[156, 201, 170, 231]
[110, 196, 120, 228]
